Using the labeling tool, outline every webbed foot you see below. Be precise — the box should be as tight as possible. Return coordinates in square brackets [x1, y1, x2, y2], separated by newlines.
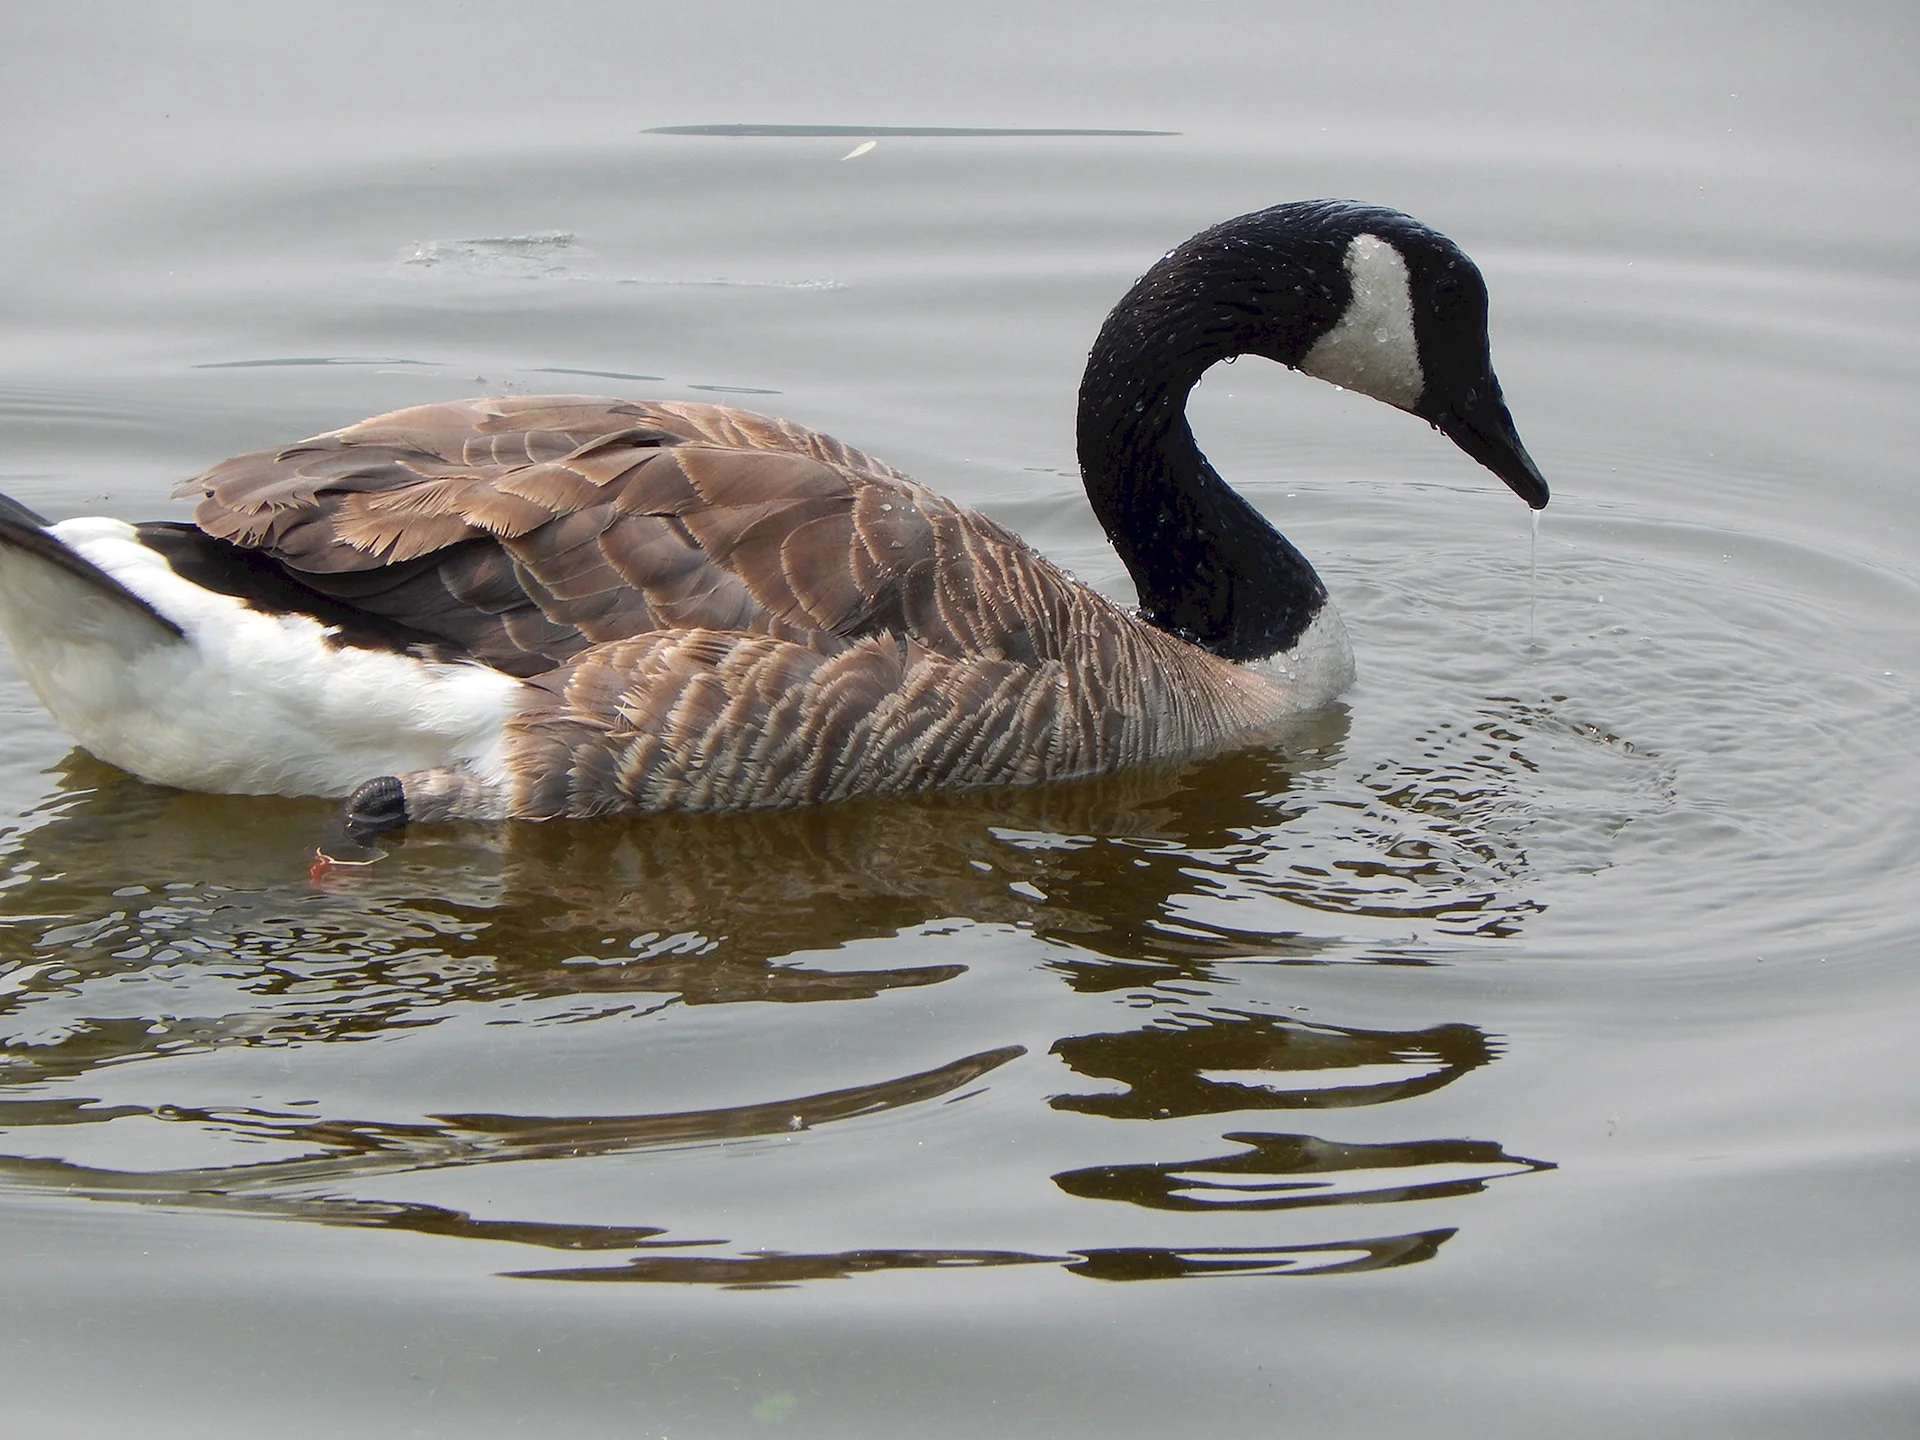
[314, 775, 410, 871]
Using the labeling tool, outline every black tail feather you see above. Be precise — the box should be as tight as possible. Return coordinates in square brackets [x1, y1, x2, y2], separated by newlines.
[0, 494, 185, 639]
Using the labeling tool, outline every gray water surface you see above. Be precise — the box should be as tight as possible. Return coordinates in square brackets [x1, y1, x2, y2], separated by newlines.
[2, 4, 1917, 1436]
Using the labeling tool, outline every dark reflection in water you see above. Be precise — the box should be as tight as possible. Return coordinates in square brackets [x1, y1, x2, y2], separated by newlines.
[1057, 1133, 1550, 1212]
[1051, 1011, 1496, 1118]
[0, 1037, 1471, 1286]
[1047, 1009, 1547, 1224]
[514, 1232, 1457, 1286]
[0, 1046, 1019, 1223]
[1, 691, 1604, 977]
[0, 710, 1578, 1283]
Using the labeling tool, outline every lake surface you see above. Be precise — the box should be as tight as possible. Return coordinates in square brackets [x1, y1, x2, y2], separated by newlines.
[2, 3, 1916, 1435]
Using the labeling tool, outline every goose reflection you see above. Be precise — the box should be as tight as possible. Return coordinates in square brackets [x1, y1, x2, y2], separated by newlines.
[1, 696, 1560, 987]
[1050, 1010, 1496, 1118]
[1, 734, 1357, 998]
[0, 725, 1557, 1286]
[1048, 1009, 1547, 1227]
[0, 1038, 1497, 1285]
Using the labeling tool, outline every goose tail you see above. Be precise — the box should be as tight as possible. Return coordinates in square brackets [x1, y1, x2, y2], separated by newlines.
[0, 495, 192, 774]
[0, 495, 186, 658]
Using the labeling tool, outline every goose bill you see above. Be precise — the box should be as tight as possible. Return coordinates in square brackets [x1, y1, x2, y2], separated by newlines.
[1435, 393, 1550, 510]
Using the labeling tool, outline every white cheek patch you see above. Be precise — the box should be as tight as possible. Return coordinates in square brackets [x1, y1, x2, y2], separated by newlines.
[1298, 234, 1424, 411]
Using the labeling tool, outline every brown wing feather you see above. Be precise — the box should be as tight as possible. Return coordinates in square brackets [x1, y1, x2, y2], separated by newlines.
[177, 395, 1077, 677]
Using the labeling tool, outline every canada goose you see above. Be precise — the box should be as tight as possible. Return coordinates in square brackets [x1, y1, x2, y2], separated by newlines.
[0, 200, 1546, 856]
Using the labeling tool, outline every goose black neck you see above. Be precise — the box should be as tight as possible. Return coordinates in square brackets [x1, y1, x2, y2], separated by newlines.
[1075, 261, 1328, 664]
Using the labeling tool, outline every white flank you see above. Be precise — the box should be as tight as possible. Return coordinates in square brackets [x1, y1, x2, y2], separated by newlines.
[1245, 602, 1356, 712]
[0, 518, 523, 798]
[1298, 233, 1424, 410]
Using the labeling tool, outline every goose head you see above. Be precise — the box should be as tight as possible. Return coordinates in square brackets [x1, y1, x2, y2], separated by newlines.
[1283, 204, 1548, 509]
[1076, 199, 1548, 664]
